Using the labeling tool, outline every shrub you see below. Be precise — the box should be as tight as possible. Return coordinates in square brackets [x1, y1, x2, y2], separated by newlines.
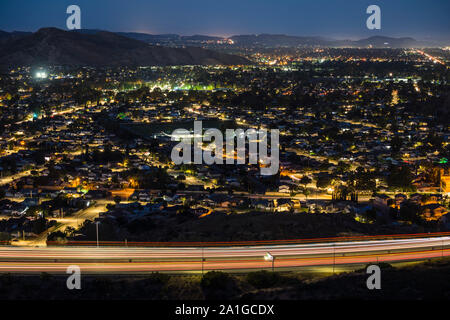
[246, 271, 283, 289]
[201, 271, 239, 300]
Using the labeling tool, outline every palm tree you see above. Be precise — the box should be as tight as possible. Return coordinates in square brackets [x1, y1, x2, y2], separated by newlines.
[300, 176, 312, 190]
[301, 187, 310, 201]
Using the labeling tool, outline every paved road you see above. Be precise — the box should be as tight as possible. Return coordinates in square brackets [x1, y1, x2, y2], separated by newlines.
[0, 236, 449, 274]
[23, 201, 111, 247]
[0, 167, 45, 187]
[0, 171, 33, 187]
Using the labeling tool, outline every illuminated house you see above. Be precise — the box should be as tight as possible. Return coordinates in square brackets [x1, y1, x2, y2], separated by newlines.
[393, 194, 407, 209]
[440, 167, 450, 195]
[420, 204, 448, 221]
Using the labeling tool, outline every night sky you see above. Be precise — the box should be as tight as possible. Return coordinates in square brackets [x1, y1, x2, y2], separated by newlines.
[1, 0, 449, 40]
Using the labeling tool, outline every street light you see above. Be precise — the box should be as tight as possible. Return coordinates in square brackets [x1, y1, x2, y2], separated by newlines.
[264, 252, 275, 272]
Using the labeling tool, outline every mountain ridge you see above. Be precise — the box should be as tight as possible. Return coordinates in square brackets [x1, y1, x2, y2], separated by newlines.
[0, 28, 250, 68]
[0, 28, 443, 50]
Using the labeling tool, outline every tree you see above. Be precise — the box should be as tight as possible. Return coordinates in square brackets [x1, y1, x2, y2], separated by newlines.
[246, 271, 283, 289]
[350, 167, 376, 193]
[316, 175, 332, 189]
[387, 166, 416, 192]
[201, 271, 239, 300]
[177, 183, 185, 191]
[300, 176, 312, 189]
[335, 161, 351, 175]
[113, 196, 122, 205]
[399, 202, 421, 223]
[289, 184, 296, 197]
[301, 187, 310, 201]
[47, 231, 67, 243]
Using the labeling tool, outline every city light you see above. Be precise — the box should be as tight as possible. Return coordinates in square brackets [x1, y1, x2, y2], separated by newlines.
[0, 0, 448, 304]
[35, 71, 47, 79]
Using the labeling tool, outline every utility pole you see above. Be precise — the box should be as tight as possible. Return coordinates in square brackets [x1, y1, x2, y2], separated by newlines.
[96, 222, 99, 248]
[201, 247, 205, 275]
[333, 244, 336, 274]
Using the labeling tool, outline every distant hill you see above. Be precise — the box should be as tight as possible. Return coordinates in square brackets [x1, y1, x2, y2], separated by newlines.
[115, 32, 180, 43]
[69, 30, 437, 48]
[229, 34, 432, 48]
[85, 31, 223, 45]
[0, 28, 440, 54]
[230, 34, 330, 47]
[182, 35, 223, 41]
[0, 28, 250, 68]
[353, 36, 423, 48]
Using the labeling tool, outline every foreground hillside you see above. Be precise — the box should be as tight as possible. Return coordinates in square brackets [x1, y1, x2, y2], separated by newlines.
[1, 258, 449, 299]
[63, 210, 431, 244]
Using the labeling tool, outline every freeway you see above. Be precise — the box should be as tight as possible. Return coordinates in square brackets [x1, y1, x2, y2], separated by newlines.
[0, 236, 449, 274]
